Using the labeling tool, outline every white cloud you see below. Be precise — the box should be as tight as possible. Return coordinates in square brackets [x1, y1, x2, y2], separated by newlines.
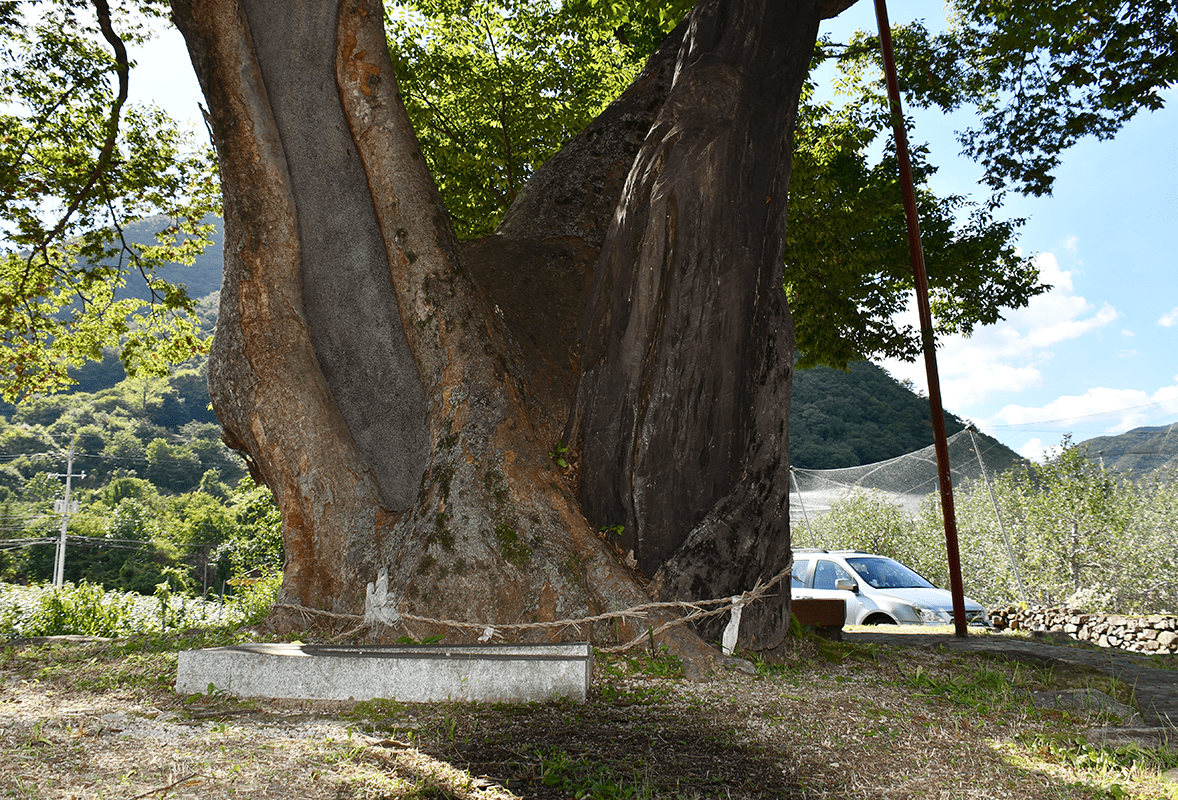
[1023, 300, 1117, 348]
[1159, 307, 1178, 327]
[991, 381, 1178, 437]
[880, 252, 1118, 409]
[1016, 438, 1053, 463]
[1063, 235, 1079, 253]
[1033, 251, 1074, 292]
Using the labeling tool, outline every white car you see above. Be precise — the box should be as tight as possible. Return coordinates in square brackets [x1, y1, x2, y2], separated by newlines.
[791, 550, 990, 627]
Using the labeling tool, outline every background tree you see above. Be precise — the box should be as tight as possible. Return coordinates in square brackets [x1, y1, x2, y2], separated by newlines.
[386, 0, 665, 239]
[0, 0, 219, 401]
[782, 78, 1041, 367]
[835, 1, 1178, 197]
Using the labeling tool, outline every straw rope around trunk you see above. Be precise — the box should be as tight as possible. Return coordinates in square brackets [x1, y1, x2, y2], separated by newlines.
[272, 560, 792, 653]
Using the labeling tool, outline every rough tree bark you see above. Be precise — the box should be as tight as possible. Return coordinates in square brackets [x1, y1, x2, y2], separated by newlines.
[172, 0, 853, 659]
[567, 0, 823, 651]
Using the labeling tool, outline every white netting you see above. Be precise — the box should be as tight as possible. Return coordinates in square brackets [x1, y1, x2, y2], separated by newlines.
[789, 428, 1020, 521]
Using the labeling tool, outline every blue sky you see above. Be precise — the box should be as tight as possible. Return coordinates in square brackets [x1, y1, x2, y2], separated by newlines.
[132, 3, 1177, 462]
[820, 1, 1178, 461]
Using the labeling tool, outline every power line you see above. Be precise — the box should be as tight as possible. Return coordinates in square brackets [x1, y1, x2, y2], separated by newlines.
[64, 539, 152, 552]
[990, 404, 1178, 431]
[0, 450, 149, 464]
[0, 538, 56, 551]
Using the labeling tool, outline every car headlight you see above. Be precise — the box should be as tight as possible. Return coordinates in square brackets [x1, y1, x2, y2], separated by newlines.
[917, 606, 952, 625]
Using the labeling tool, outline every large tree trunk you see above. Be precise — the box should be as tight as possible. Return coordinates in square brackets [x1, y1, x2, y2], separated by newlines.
[567, 0, 821, 650]
[171, 0, 704, 657]
[172, 0, 840, 659]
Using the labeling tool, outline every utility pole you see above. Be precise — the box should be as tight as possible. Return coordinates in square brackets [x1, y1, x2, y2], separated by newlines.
[50, 444, 84, 588]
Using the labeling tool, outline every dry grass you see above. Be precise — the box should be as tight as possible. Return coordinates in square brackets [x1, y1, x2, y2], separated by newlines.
[1, 631, 1176, 799]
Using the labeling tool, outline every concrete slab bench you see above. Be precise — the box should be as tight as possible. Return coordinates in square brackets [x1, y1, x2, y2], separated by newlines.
[176, 642, 593, 703]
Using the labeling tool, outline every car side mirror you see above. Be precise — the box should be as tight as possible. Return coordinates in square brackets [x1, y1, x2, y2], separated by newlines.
[835, 577, 858, 593]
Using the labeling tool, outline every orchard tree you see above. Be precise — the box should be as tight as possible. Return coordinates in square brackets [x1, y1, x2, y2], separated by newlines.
[994, 440, 1134, 605]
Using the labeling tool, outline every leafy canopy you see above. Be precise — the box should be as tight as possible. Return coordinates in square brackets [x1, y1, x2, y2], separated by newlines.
[787, 0, 1175, 359]
[386, 0, 677, 238]
[0, 0, 219, 403]
[837, 1, 1178, 197]
[784, 48, 1043, 368]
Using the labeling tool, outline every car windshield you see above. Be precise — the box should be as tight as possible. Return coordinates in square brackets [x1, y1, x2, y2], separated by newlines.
[844, 557, 935, 590]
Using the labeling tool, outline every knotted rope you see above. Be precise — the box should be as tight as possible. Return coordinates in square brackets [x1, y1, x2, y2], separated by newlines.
[273, 559, 792, 654]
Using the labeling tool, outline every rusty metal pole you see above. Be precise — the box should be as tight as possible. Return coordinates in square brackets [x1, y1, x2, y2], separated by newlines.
[873, 0, 968, 637]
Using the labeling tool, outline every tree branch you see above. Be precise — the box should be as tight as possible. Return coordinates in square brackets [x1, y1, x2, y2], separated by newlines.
[34, 0, 130, 265]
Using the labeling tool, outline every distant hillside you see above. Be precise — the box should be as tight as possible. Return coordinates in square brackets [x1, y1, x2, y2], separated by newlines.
[109, 215, 224, 303]
[62, 218, 223, 394]
[790, 361, 1023, 473]
[1078, 424, 1178, 476]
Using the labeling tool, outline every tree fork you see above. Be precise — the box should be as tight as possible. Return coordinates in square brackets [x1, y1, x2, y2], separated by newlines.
[172, 0, 719, 665]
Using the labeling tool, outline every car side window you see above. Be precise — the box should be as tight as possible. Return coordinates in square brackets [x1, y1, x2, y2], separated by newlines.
[791, 559, 810, 588]
[813, 560, 852, 590]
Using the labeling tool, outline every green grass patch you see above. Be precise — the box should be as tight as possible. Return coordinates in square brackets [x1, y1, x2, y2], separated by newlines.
[597, 645, 684, 681]
[533, 746, 655, 800]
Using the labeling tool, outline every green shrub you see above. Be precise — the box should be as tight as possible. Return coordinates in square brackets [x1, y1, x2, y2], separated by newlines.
[0, 580, 269, 639]
[19, 581, 135, 638]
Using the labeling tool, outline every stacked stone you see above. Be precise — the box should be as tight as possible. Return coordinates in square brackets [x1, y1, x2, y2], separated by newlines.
[988, 605, 1178, 654]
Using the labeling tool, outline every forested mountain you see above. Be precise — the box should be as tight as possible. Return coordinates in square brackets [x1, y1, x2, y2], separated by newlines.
[0, 351, 278, 593]
[794, 360, 970, 469]
[110, 215, 225, 304]
[1077, 424, 1178, 476]
[0, 224, 261, 592]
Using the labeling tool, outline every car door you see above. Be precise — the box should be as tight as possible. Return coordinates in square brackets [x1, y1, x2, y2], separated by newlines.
[811, 557, 874, 624]
[790, 558, 843, 601]
[791, 557, 857, 619]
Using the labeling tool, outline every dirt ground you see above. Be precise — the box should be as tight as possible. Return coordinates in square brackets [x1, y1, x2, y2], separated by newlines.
[2, 630, 1176, 799]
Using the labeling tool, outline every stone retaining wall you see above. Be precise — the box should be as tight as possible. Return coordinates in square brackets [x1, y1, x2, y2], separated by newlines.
[988, 606, 1178, 654]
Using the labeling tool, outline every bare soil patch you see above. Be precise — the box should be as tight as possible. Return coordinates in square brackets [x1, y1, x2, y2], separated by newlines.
[2, 631, 1176, 799]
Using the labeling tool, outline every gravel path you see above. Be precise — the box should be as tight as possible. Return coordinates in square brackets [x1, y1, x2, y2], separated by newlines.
[844, 629, 1178, 730]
